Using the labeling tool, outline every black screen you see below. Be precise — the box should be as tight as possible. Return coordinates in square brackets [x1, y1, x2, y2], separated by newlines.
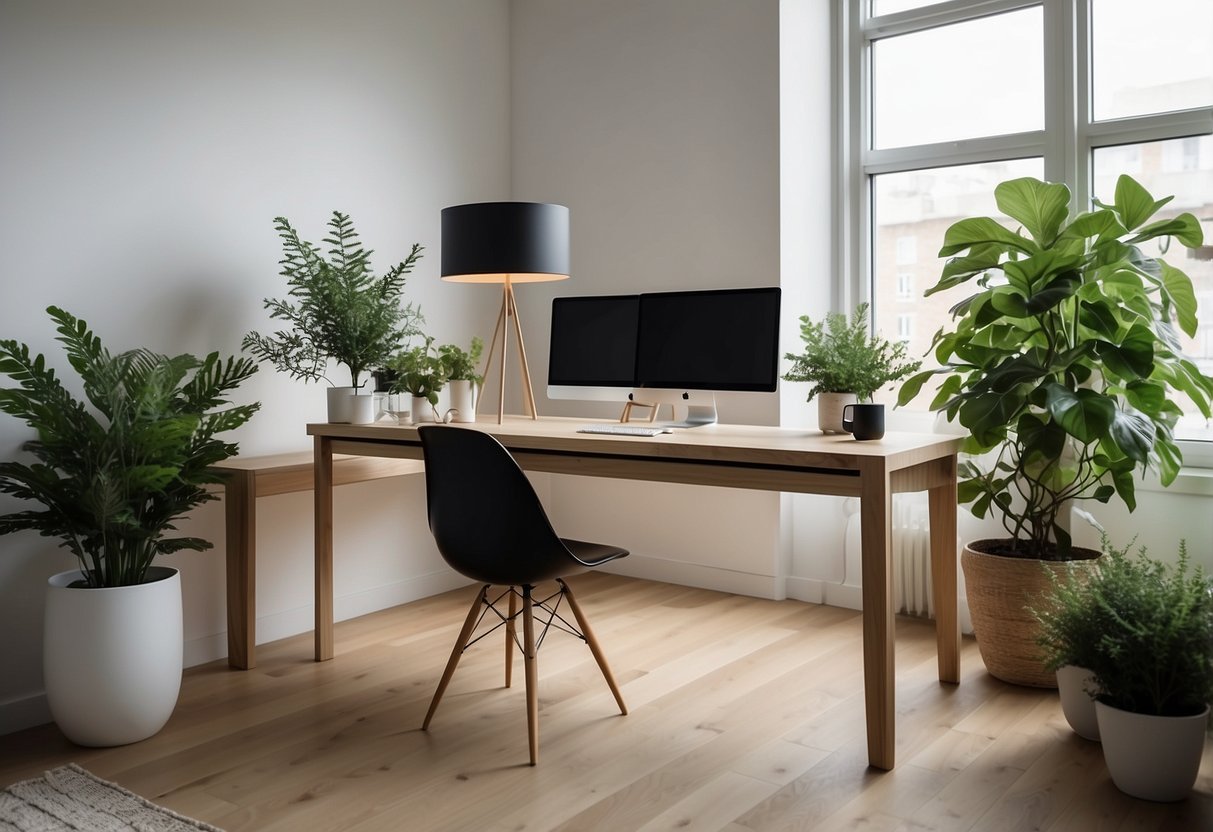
[547, 295, 640, 387]
[635, 287, 781, 392]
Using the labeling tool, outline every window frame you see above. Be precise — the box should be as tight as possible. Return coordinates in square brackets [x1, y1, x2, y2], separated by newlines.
[838, 0, 1213, 457]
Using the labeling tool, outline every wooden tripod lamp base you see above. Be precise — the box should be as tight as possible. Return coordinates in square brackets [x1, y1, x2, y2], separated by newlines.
[478, 280, 539, 423]
[440, 202, 571, 425]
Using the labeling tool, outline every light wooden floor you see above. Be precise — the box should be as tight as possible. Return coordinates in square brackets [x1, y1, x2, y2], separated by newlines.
[2, 574, 1210, 831]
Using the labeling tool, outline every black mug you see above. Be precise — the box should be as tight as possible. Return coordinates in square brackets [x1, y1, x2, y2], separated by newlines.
[842, 403, 885, 441]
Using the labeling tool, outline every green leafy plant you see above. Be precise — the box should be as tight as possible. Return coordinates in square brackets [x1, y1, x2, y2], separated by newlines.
[899, 175, 1212, 559]
[436, 337, 484, 386]
[1035, 538, 1213, 717]
[0, 307, 259, 587]
[1032, 549, 1107, 674]
[243, 212, 424, 389]
[386, 336, 447, 406]
[782, 302, 921, 401]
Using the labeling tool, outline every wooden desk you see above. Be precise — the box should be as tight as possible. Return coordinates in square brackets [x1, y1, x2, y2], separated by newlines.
[306, 417, 962, 771]
[212, 452, 425, 669]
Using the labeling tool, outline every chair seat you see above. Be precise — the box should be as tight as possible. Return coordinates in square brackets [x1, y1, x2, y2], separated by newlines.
[562, 539, 628, 568]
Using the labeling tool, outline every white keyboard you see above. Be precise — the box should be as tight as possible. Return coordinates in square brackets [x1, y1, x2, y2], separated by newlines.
[577, 423, 668, 437]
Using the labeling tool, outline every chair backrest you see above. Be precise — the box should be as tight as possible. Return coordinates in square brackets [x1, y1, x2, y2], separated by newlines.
[417, 425, 573, 586]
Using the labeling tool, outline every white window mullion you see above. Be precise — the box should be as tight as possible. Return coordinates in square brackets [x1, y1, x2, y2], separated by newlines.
[1044, 0, 1079, 205]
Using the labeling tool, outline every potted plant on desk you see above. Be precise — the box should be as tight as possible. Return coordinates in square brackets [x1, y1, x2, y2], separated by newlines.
[436, 337, 483, 423]
[0, 307, 259, 745]
[782, 302, 920, 433]
[898, 174, 1212, 686]
[387, 336, 447, 423]
[242, 211, 424, 424]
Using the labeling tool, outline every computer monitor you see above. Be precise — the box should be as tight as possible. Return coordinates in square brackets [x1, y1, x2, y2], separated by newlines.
[634, 287, 781, 426]
[546, 294, 640, 402]
[547, 286, 780, 426]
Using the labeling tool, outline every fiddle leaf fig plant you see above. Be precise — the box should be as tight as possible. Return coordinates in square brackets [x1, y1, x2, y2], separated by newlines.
[898, 175, 1212, 559]
[243, 212, 424, 389]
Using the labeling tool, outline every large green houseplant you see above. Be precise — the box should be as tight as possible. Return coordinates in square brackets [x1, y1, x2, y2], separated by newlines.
[783, 302, 920, 433]
[0, 307, 259, 745]
[243, 211, 424, 422]
[898, 174, 1212, 685]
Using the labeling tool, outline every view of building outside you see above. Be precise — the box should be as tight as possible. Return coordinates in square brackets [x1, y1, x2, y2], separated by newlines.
[864, 0, 1213, 437]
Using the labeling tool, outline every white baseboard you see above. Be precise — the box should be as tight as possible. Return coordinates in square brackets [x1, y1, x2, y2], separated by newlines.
[0, 692, 51, 738]
[785, 576, 974, 633]
[1, 569, 472, 737]
[601, 553, 783, 600]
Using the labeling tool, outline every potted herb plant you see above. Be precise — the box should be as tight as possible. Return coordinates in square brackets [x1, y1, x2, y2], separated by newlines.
[436, 337, 483, 423]
[0, 307, 259, 746]
[783, 302, 921, 433]
[1032, 553, 1107, 740]
[386, 337, 447, 423]
[242, 211, 424, 424]
[898, 174, 1212, 686]
[1039, 540, 1213, 801]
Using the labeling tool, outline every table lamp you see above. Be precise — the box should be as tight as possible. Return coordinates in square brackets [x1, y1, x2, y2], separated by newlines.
[441, 201, 570, 423]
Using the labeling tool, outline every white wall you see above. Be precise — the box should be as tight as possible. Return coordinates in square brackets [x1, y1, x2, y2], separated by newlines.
[508, 0, 797, 596]
[0, 0, 509, 733]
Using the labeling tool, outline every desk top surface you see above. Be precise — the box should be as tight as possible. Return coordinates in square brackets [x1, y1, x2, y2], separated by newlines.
[308, 416, 961, 472]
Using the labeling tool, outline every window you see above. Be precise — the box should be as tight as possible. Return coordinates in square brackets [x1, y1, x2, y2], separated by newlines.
[846, 0, 1213, 434]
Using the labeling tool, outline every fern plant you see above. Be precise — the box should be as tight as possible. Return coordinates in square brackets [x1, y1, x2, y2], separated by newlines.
[0, 307, 259, 587]
[782, 302, 921, 401]
[243, 212, 424, 389]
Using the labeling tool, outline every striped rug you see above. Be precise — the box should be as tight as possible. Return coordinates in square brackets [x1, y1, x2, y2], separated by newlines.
[0, 764, 222, 832]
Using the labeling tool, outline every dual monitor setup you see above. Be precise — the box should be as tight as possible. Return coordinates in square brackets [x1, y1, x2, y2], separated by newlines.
[546, 286, 781, 428]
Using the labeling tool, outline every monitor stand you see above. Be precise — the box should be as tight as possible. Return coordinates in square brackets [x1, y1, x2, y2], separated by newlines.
[622, 389, 717, 428]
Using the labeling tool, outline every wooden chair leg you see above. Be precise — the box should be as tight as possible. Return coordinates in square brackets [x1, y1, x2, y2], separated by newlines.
[559, 578, 628, 715]
[423, 585, 488, 730]
[505, 588, 517, 688]
[522, 585, 539, 766]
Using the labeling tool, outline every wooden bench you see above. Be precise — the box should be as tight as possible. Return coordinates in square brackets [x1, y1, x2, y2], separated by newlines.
[212, 452, 425, 669]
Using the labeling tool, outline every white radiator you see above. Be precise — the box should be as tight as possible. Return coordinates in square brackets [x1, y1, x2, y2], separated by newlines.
[842, 494, 934, 618]
[891, 497, 933, 618]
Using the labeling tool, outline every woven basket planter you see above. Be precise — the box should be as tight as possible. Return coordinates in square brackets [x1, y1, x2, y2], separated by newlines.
[962, 541, 1101, 688]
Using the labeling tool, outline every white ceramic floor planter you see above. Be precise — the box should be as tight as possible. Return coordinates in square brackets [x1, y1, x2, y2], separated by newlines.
[1096, 701, 1209, 802]
[1056, 665, 1100, 741]
[43, 566, 183, 747]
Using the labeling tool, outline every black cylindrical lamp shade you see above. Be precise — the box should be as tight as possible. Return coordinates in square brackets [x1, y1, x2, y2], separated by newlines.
[441, 202, 570, 284]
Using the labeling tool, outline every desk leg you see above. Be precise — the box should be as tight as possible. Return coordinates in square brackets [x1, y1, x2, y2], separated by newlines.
[224, 471, 256, 670]
[928, 455, 960, 684]
[315, 436, 334, 662]
[860, 460, 895, 771]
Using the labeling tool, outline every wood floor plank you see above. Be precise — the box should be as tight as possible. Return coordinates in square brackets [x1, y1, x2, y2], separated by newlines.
[0, 574, 1209, 832]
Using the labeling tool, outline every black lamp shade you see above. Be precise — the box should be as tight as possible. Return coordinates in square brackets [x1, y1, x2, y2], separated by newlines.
[441, 202, 570, 284]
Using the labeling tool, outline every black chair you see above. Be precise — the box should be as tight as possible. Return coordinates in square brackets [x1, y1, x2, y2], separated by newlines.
[417, 425, 629, 765]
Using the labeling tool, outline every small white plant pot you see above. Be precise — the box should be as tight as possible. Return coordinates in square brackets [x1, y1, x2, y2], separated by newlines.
[347, 393, 376, 425]
[448, 380, 476, 423]
[44, 567, 183, 747]
[817, 392, 858, 434]
[1095, 701, 1209, 802]
[326, 386, 356, 423]
[411, 395, 435, 423]
[1056, 665, 1100, 741]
